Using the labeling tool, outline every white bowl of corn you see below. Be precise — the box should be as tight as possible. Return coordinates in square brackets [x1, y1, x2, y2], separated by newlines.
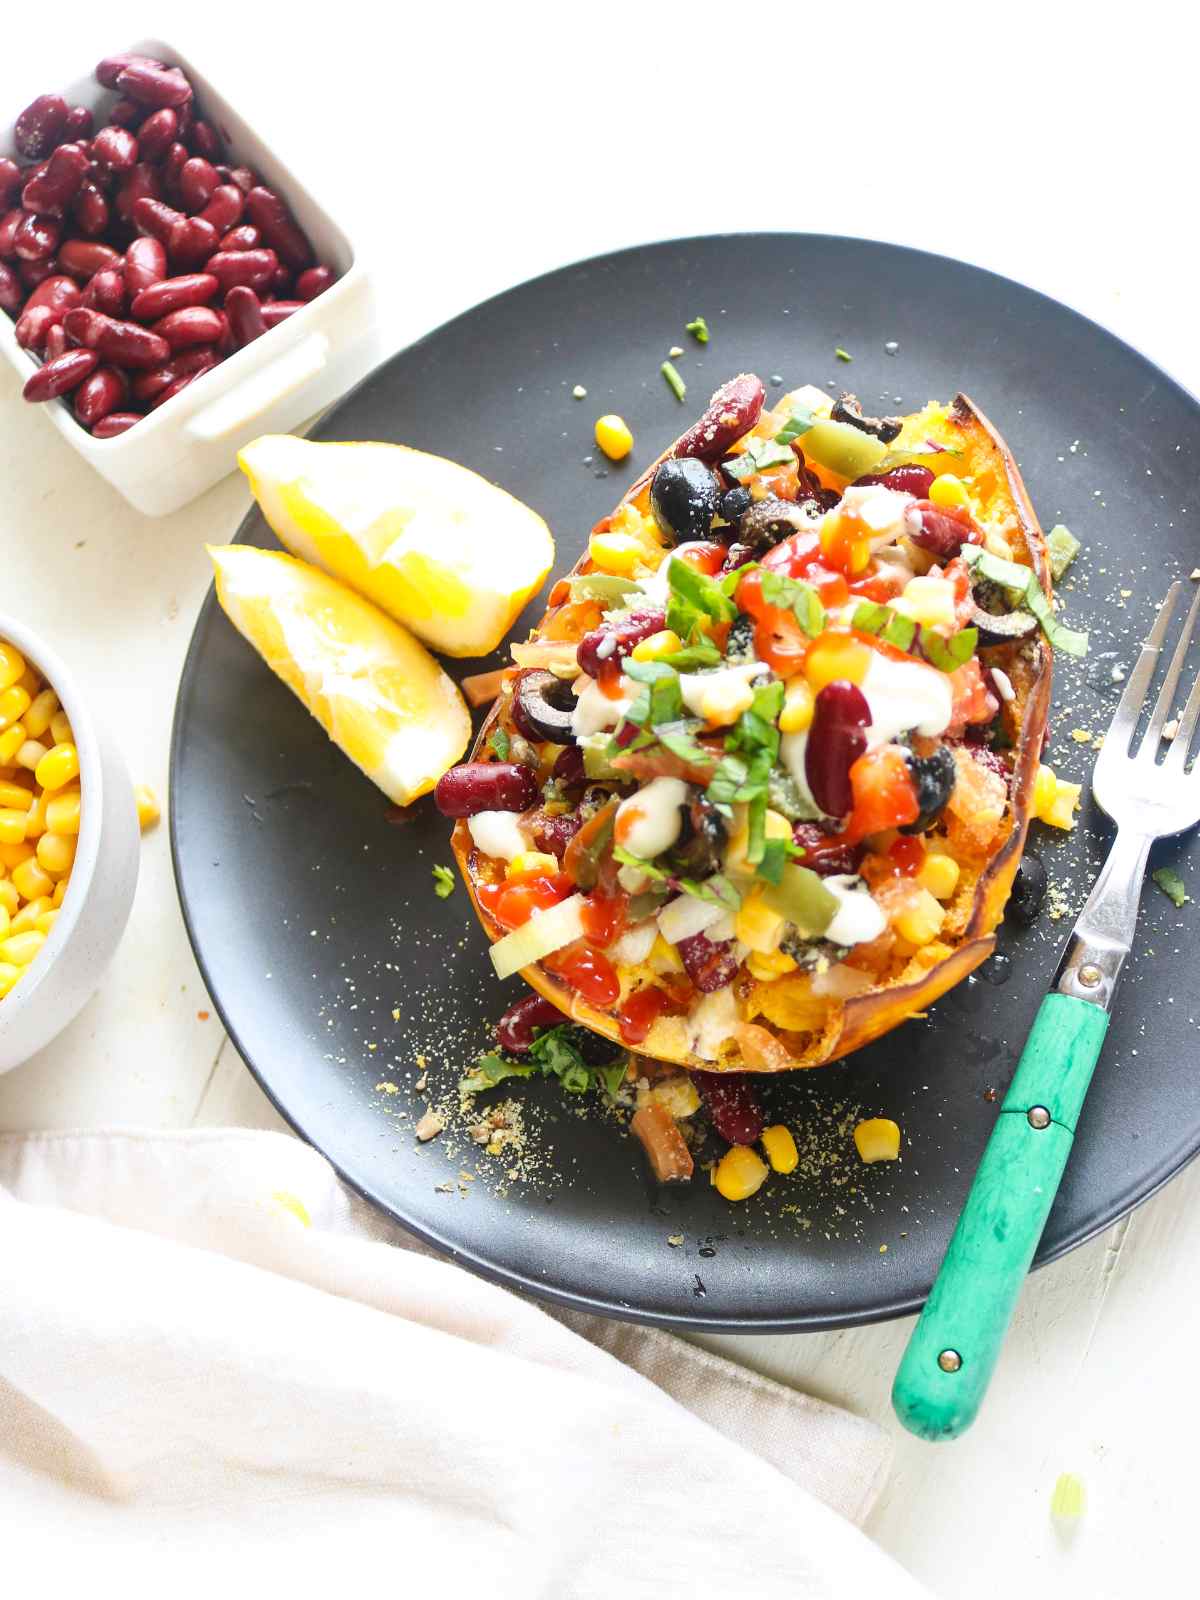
[0, 617, 140, 1073]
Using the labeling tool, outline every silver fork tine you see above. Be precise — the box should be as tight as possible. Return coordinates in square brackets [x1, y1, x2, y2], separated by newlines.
[1136, 581, 1200, 760]
[1105, 580, 1181, 757]
[1165, 647, 1200, 775]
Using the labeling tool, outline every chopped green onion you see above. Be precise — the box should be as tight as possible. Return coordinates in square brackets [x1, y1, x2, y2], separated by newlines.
[661, 360, 687, 402]
[490, 727, 510, 761]
[961, 545, 1088, 657]
[919, 625, 978, 673]
[432, 864, 456, 898]
[1152, 866, 1188, 907]
[1046, 524, 1081, 581]
[834, 347, 852, 362]
[685, 316, 709, 344]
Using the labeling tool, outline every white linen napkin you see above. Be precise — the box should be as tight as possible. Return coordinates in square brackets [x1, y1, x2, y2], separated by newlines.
[0, 1128, 927, 1598]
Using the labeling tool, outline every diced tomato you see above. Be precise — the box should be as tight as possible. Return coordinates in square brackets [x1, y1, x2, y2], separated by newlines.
[611, 745, 720, 787]
[756, 458, 801, 501]
[845, 744, 920, 840]
[545, 941, 620, 1007]
[942, 556, 977, 628]
[490, 872, 574, 930]
[849, 567, 906, 603]
[618, 985, 668, 1045]
[888, 834, 926, 876]
[946, 657, 1000, 736]
[761, 529, 822, 574]
[673, 540, 726, 576]
[581, 889, 626, 947]
[736, 565, 845, 678]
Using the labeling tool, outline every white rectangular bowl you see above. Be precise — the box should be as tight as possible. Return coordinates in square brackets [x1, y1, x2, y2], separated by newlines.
[1, 37, 377, 516]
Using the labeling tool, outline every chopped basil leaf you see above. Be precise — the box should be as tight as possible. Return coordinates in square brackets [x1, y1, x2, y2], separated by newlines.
[756, 834, 801, 886]
[851, 599, 918, 652]
[961, 544, 1089, 657]
[852, 600, 889, 633]
[774, 406, 818, 446]
[623, 659, 682, 729]
[462, 1052, 535, 1094]
[658, 638, 722, 671]
[759, 570, 826, 637]
[726, 681, 784, 765]
[490, 727, 510, 761]
[746, 789, 768, 866]
[1046, 524, 1081, 582]
[661, 360, 687, 402]
[568, 573, 643, 605]
[919, 625, 978, 673]
[685, 316, 709, 344]
[432, 864, 456, 898]
[612, 844, 741, 911]
[721, 561, 757, 599]
[655, 719, 716, 767]
[1152, 866, 1188, 908]
[723, 436, 796, 483]
[666, 555, 737, 641]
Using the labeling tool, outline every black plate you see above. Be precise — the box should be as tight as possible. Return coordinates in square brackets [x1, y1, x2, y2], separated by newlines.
[171, 234, 1200, 1332]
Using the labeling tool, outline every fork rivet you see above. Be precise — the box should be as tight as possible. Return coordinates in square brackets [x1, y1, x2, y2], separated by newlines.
[1028, 1106, 1052, 1130]
[1078, 964, 1103, 987]
[938, 1349, 962, 1373]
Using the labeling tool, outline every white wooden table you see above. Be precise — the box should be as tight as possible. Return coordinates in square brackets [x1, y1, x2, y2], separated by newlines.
[2, 8, 1196, 1594]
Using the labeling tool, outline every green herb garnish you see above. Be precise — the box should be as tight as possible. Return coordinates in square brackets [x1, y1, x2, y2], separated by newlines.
[463, 1023, 627, 1099]
[722, 436, 796, 483]
[961, 544, 1088, 657]
[774, 406, 818, 446]
[759, 570, 826, 637]
[1152, 866, 1188, 908]
[623, 658, 683, 729]
[490, 727, 510, 761]
[919, 625, 978, 673]
[756, 834, 802, 886]
[658, 638, 723, 671]
[685, 316, 709, 344]
[852, 600, 917, 652]
[835, 347, 852, 362]
[432, 864, 456, 898]
[1046, 524, 1081, 582]
[661, 360, 687, 402]
[665, 555, 737, 641]
[613, 844, 741, 911]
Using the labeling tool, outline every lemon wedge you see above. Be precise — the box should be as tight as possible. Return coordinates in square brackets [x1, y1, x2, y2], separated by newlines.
[209, 544, 470, 806]
[238, 435, 554, 658]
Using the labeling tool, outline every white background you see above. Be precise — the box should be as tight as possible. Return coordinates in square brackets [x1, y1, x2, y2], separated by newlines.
[2, 4, 1198, 1594]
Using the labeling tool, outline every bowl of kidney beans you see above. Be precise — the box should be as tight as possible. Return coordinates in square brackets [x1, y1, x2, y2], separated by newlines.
[1, 41, 374, 515]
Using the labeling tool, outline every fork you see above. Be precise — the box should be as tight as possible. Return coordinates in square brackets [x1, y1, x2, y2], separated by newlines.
[893, 579, 1200, 1441]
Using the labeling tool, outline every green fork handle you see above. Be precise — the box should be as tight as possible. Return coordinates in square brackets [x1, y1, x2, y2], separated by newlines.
[892, 992, 1110, 1442]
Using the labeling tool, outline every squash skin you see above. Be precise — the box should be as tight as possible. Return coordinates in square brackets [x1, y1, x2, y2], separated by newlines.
[451, 393, 1052, 1073]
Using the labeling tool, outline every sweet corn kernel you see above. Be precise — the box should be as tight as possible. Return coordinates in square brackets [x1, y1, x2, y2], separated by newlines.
[588, 530, 645, 576]
[506, 850, 559, 879]
[0, 686, 32, 731]
[0, 780, 32, 809]
[779, 676, 815, 733]
[49, 710, 72, 746]
[34, 909, 58, 936]
[35, 742, 79, 792]
[699, 675, 755, 727]
[11, 896, 52, 933]
[1, 929, 45, 966]
[52, 879, 67, 908]
[890, 575, 957, 630]
[23, 790, 47, 840]
[594, 414, 634, 461]
[11, 857, 53, 902]
[929, 472, 971, 509]
[21, 688, 58, 740]
[646, 1074, 701, 1119]
[893, 886, 946, 947]
[0, 642, 25, 693]
[805, 634, 872, 692]
[0, 725, 26, 764]
[0, 905, 8, 938]
[1032, 762, 1081, 830]
[854, 1117, 901, 1163]
[0, 809, 28, 845]
[15, 739, 47, 771]
[736, 891, 788, 954]
[649, 933, 684, 973]
[631, 629, 683, 662]
[36, 832, 75, 878]
[715, 1144, 770, 1201]
[0, 881, 16, 915]
[747, 948, 798, 982]
[917, 852, 961, 901]
[45, 788, 81, 836]
[761, 1124, 799, 1174]
[16, 666, 38, 696]
[0, 962, 20, 997]
[0, 840, 34, 870]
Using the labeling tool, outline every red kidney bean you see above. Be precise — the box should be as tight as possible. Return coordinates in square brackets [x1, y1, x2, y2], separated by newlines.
[790, 821, 864, 878]
[73, 364, 128, 425]
[87, 267, 126, 317]
[62, 307, 170, 369]
[0, 160, 20, 210]
[15, 305, 55, 350]
[269, 265, 293, 296]
[0, 209, 23, 258]
[131, 272, 218, 320]
[203, 247, 278, 291]
[115, 163, 162, 222]
[495, 994, 567, 1054]
[295, 265, 334, 302]
[137, 107, 177, 160]
[14, 95, 69, 159]
[115, 61, 193, 109]
[19, 257, 59, 289]
[175, 94, 194, 140]
[672, 374, 766, 464]
[186, 119, 220, 161]
[576, 608, 666, 679]
[72, 180, 111, 237]
[218, 224, 260, 252]
[691, 1071, 764, 1144]
[161, 142, 189, 198]
[64, 106, 94, 141]
[124, 235, 167, 297]
[91, 411, 142, 438]
[23, 348, 100, 403]
[21, 143, 90, 216]
[676, 932, 740, 995]
[43, 323, 69, 359]
[224, 284, 266, 346]
[551, 744, 586, 787]
[0, 262, 21, 314]
[152, 366, 213, 407]
[108, 96, 142, 128]
[58, 238, 122, 279]
[96, 53, 163, 89]
[92, 126, 139, 173]
[261, 300, 304, 328]
[806, 680, 870, 817]
[151, 305, 226, 351]
[167, 215, 218, 269]
[23, 274, 79, 316]
[132, 196, 183, 242]
[244, 187, 312, 270]
[178, 157, 218, 212]
[854, 464, 935, 497]
[13, 213, 60, 263]
[198, 185, 243, 234]
[433, 762, 541, 817]
[226, 166, 256, 194]
[903, 499, 979, 559]
[130, 343, 218, 401]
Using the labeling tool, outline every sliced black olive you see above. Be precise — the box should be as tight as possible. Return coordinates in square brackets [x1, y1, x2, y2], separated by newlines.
[650, 458, 719, 544]
[667, 798, 728, 878]
[511, 668, 575, 743]
[779, 931, 851, 971]
[830, 393, 902, 444]
[716, 485, 752, 528]
[737, 495, 815, 554]
[901, 745, 958, 833]
[966, 598, 1039, 643]
[1007, 855, 1047, 926]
